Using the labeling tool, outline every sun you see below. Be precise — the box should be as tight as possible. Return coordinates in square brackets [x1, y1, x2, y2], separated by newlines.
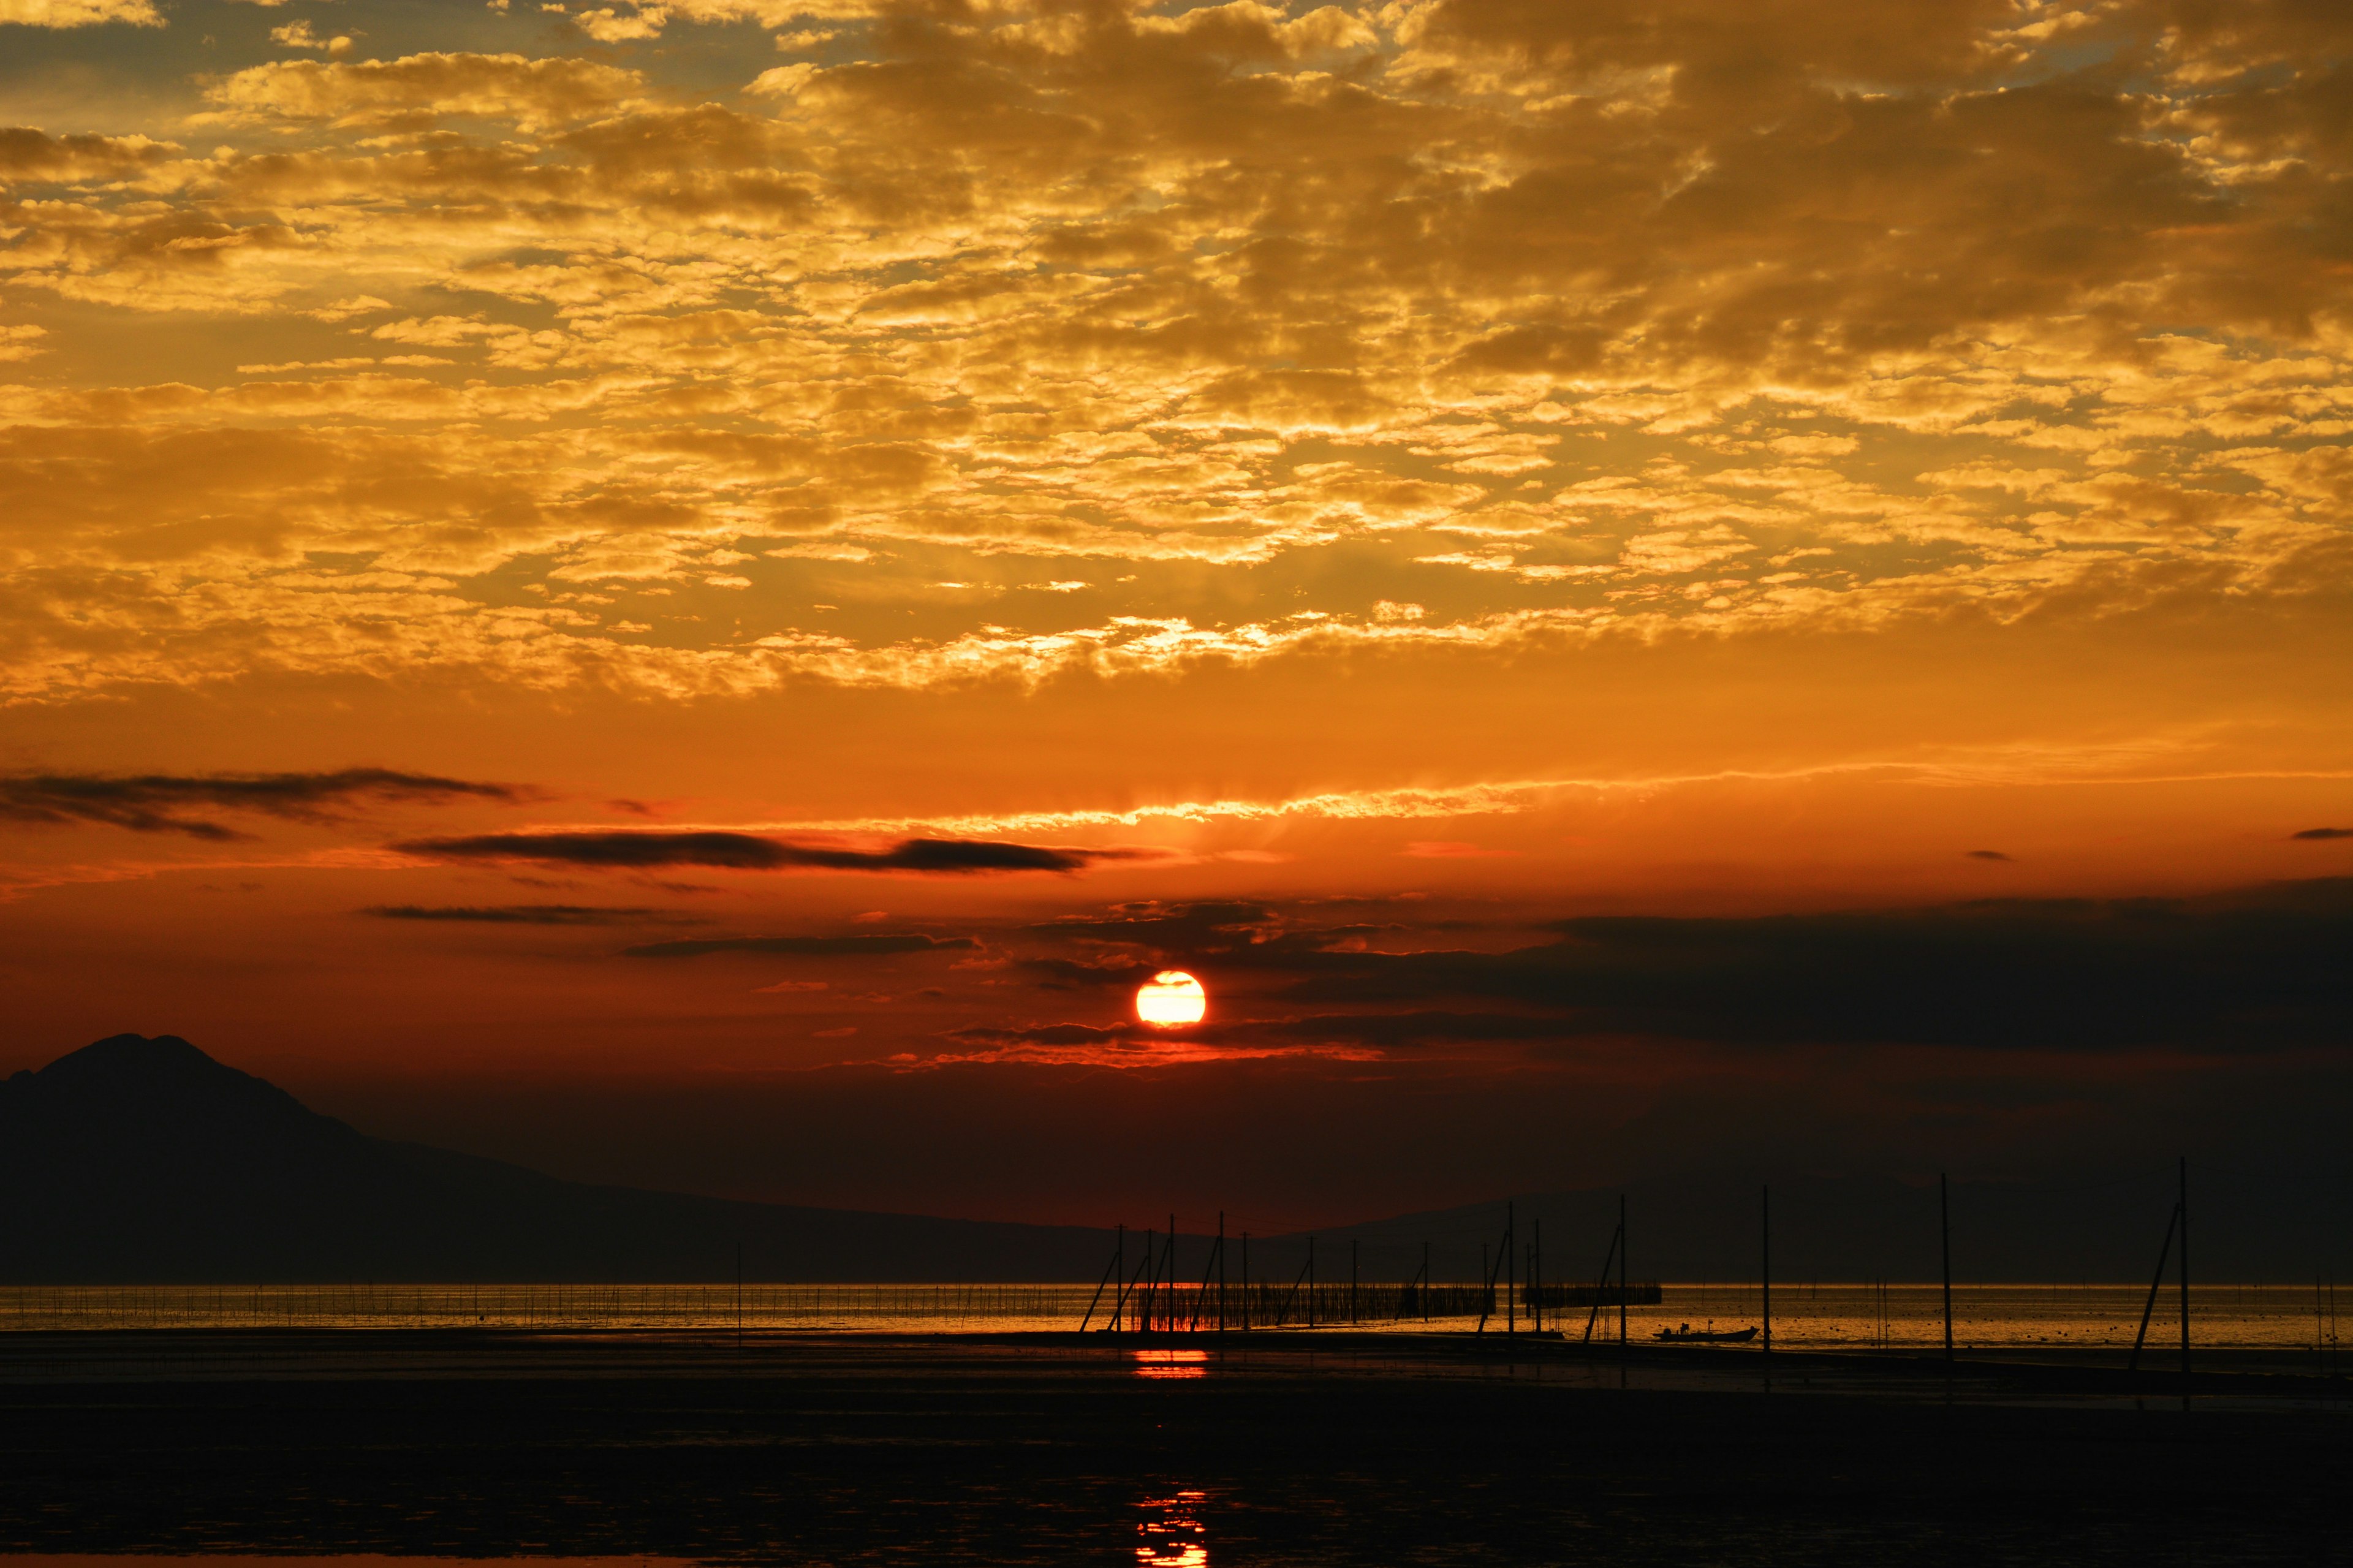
[1135, 970, 1207, 1028]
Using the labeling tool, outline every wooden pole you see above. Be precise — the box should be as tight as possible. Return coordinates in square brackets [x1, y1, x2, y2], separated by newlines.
[735, 1241, 743, 1348]
[1618, 1194, 1628, 1354]
[1308, 1235, 1316, 1329]
[1583, 1222, 1620, 1343]
[1507, 1200, 1517, 1338]
[1423, 1241, 1431, 1323]
[1762, 1184, 1773, 1374]
[1241, 1231, 1249, 1330]
[1078, 1236, 1123, 1331]
[1351, 1238, 1358, 1325]
[1218, 1212, 1226, 1333]
[2129, 1201, 2178, 1373]
[1534, 1218, 1542, 1335]
[1941, 1173, 1954, 1367]
[2179, 1155, 2191, 1411]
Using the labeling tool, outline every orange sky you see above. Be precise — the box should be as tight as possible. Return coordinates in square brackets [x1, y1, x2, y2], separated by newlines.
[2, 0, 2349, 1223]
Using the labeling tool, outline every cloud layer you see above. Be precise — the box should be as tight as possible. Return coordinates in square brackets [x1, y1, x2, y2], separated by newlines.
[0, 0, 2347, 700]
[0, 768, 524, 839]
[396, 829, 1121, 873]
[958, 880, 2353, 1058]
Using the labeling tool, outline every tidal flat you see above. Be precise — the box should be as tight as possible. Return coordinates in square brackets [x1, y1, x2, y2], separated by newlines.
[0, 1331, 2346, 1566]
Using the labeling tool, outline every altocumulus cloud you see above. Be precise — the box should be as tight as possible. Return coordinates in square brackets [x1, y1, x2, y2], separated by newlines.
[625, 933, 980, 958]
[980, 883, 2353, 1057]
[1243, 882, 2353, 1053]
[396, 830, 1134, 874]
[0, 768, 527, 841]
[365, 904, 706, 926]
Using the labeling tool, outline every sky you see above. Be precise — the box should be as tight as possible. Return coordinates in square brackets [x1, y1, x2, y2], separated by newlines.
[1, 0, 2349, 1245]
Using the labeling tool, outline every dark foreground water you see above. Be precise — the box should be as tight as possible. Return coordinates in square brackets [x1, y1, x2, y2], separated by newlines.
[1, 1330, 2346, 1565]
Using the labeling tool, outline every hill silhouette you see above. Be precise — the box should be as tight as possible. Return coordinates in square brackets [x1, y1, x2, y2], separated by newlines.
[0, 1035, 1121, 1284]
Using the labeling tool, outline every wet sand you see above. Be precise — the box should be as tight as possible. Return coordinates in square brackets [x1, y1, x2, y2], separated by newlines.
[1, 1330, 2346, 1564]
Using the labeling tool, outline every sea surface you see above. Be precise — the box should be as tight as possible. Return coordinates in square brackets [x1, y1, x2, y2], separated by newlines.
[2, 1327, 2347, 1563]
[0, 1280, 2341, 1358]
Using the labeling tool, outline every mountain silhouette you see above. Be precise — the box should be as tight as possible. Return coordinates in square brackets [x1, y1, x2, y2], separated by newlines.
[0, 1035, 1119, 1284]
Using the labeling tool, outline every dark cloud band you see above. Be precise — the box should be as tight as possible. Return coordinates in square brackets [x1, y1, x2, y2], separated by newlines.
[365, 904, 703, 926]
[398, 830, 1116, 875]
[0, 768, 526, 841]
[992, 882, 2353, 1055]
[626, 933, 980, 958]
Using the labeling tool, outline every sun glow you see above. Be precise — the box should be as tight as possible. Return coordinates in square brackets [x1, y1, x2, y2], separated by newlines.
[1135, 970, 1207, 1028]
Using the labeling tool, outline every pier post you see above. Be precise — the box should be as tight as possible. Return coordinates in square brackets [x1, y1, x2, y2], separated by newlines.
[2179, 1156, 2191, 1411]
[1507, 1201, 1517, 1338]
[1941, 1173, 1953, 1368]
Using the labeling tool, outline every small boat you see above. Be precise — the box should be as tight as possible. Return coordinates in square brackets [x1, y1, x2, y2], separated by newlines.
[1654, 1324, 1757, 1343]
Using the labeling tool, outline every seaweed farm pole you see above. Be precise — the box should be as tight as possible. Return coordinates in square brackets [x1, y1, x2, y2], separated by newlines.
[1941, 1173, 1954, 1368]
[1167, 1214, 1177, 1335]
[735, 1241, 743, 1348]
[1507, 1201, 1517, 1339]
[1241, 1232, 1249, 1330]
[2180, 1155, 2191, 1411]
[1350, 1238, 1358, 1325]
[1761, 1184, 1773, 1379]
[1533, 1218, 1542, 1335]
[1308, 1235, 1317, 1329]
[1618, 1194, 1628, 1353]
[1218, 1213, 1230, 1331]
[1423, 1241, 1431, 1323]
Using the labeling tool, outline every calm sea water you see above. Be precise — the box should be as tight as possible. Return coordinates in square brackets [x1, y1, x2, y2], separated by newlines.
[0, 1281, 2341, 1352]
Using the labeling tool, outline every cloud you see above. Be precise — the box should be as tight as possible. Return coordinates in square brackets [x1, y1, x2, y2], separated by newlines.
[2291, 828, 2351, 840]
[0, 768, 528, 840]
[397, 830, 1127, 874]
[624, 932, 980, 956]
[0, 127, 177, 180]
[1205, 880, 2353, 1054]
[0, 0, 161, 27]
[202, 53, 646, 131]
[1965, 849, 2014, 861]
[363, 904, 706, 925]
[5, 2, 2353, 702]
[941, 880, 2353, 1061]
[1403, 841, 1519, 858]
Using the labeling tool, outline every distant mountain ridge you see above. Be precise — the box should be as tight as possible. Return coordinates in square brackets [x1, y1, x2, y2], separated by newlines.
[4, 1037, 2343, 1284]
[0, 1035, 1124, 1284]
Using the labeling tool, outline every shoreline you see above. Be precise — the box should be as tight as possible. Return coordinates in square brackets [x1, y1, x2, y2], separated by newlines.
[0, 1324, 2343, 1411]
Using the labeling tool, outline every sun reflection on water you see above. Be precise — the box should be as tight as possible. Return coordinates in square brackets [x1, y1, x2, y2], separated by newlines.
[1137, 1490, 1209, 1566]
[1131, 1349, 1209, 1379]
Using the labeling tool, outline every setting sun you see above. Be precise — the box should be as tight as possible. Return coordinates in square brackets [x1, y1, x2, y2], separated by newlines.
[1135, 971, 1207, 1029]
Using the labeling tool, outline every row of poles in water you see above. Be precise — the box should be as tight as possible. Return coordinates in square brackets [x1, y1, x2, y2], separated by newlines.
[1075, 1158, 2200, 1404]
